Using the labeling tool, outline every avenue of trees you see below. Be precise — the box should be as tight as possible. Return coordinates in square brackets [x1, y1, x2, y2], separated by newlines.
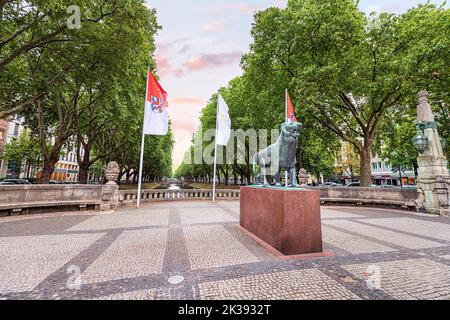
[0, 0, 173, 183]
[176, 0, 449, 187]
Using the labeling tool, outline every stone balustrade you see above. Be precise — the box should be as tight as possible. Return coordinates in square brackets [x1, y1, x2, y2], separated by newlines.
[0, 184, 120, 216]
[309, 186, 418, 210]
[0, 184, 421, 216]
[119, 189, 240, 205]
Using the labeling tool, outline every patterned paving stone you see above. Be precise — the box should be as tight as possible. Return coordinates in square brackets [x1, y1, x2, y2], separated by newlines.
[81, 229, 167, 284]
[1, 201, 450, 301]
[343, 258, 450, 300]
[94, 289, 156, 300]
[321, 209, 364, 219]
[359, 218, 450, 242]
[0, 215, 94, 237]
[0, 233, 104, 294]
[67, 211, 170, 231]
[179, 208, 237, 225]
[199, 269, 360, 300]
[322, 226, 395, 254]
[325, 220, 443, 249]
[184, 225, 259, 270]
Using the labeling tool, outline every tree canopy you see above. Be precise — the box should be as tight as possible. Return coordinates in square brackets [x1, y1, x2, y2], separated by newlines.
[0, 0, 173, 183]
[176, 0, 449, 186]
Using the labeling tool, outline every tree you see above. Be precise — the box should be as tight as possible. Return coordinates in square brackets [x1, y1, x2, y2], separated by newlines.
[1, 130, 41, 178]
[0, 0, 121, 119]
[378, 116, 419, 184]
[241, 0, 449, 187]
[335, 142, 361, 182]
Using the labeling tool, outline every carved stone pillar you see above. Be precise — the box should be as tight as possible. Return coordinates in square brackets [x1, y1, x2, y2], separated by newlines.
[415, 91, 450, 216]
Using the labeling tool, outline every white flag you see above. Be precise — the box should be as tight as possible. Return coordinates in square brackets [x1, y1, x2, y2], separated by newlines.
[216, 94, 231, 146]
[143, 70, 169, 136]
[143, 102, 168, 135]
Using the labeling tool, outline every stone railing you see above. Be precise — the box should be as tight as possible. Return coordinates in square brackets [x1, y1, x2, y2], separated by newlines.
[120, 187, 418, 210]
[119, 189, 240, 205]
[308, 187, 418, 210]
[0, 184, 120, 216]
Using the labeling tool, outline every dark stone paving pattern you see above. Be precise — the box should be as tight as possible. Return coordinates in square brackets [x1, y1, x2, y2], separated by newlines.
[1, 202, 450, 300]
[0, 215, 94, 237]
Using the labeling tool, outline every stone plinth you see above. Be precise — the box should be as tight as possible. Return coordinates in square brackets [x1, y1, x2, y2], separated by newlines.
[240, 186, 323, 256]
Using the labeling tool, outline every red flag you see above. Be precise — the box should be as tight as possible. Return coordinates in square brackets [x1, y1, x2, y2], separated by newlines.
[144, 69, 168, 135]
[287, 93, 297, 122]
[146, 70, 168, 104]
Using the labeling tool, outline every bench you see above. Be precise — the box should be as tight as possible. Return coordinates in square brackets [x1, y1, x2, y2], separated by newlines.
[0, 200, 102, 216]
[320, 197, 416, 210]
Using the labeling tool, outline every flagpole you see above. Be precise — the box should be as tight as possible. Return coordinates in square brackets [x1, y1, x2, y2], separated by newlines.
[285, 89, 288, 188]
[137, 68, 150, 208]
[212, 95, 219, 203]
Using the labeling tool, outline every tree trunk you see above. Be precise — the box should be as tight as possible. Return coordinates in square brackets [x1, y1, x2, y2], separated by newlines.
[225, 166, 229, 185]
[125, 169, 132, 184]
[359, 140, 373, 188]
[399, 166, 403, 188]
[40, 157, 58, 184]
[79, 163, 90, 184]
[117, 170, 126, 184]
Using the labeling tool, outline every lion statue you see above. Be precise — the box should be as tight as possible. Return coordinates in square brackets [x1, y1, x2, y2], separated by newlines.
[253, 122, 302, 187]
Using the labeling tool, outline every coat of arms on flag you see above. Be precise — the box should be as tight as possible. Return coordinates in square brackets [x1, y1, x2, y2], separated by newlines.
[150, 96, 166, 113]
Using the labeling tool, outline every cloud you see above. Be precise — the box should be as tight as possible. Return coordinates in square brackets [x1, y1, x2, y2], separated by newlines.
[184, 51, 243, 71]
[227, 3, 256, 14]
[201, 20, 227, 33]
[156, 54, 184, 78]
[169, 97, 205, 105]
[177, 44, 191, 54]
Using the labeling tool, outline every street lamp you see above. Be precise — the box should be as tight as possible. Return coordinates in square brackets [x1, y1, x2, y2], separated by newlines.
[412, 123, 429, 154]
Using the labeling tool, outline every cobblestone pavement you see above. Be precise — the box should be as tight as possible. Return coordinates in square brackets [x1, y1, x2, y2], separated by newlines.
[1, 201, 449, 300]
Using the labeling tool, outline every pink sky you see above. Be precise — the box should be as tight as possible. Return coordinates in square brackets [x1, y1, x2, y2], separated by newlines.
[145, 0, 447, 171]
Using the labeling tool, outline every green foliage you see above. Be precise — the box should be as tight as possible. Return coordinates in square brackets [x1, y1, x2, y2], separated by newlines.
[1, 130, 42, 175]
[0, 1, 173, 182]
[177, 1, 449, 185]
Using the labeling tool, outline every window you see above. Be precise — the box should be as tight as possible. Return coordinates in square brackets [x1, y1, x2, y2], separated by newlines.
[13, 123, 19, 137]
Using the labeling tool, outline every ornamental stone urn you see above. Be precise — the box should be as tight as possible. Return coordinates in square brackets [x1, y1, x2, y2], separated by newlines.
[298, 168, 309, 185]
[105, 161, 120, 185]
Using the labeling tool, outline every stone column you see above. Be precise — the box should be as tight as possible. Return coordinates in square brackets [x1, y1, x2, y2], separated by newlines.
[100, 161, 120, 211]
[415, 90, 450, 216]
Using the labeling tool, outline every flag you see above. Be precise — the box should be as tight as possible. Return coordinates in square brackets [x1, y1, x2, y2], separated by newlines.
[287, 92, 297, 123]
[143, 69, 169, 135]
[216, 94, 231, 146]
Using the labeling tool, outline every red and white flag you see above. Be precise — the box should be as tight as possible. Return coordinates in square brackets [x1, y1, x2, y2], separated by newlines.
[143, 69, 169, 135]
[287, 92, 297, 123]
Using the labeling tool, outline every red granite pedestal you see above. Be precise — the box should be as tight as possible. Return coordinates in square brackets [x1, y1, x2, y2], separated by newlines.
[240, 186, 323, 256]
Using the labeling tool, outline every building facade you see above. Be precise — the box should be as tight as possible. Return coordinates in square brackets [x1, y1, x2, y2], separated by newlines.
[335, 142, 417, 186]
[0, 117, 25, 179]
[51, 146, 81, 182]
[0, 117, 82, 182]
[0, 120, 9, 178]
[371, 155, 417, 186]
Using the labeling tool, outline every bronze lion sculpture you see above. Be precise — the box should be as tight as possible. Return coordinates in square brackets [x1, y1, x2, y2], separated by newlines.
[253, 122, 302, 187]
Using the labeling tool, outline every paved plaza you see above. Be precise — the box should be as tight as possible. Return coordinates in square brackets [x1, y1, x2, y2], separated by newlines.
[1, 201, 450, 300]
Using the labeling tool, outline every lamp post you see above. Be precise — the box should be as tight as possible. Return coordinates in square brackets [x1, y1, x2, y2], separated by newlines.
[412, 123, 429, 154]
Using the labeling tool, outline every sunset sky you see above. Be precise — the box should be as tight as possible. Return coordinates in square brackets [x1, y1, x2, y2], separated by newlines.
[145, 0, 448, 170]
